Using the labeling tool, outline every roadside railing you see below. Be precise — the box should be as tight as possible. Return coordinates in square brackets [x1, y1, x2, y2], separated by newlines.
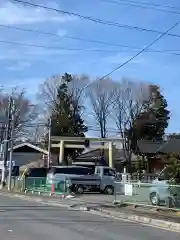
[118, 173, 158, 183]
[130, 173, 158, 183]
[114, 181, 180, 210]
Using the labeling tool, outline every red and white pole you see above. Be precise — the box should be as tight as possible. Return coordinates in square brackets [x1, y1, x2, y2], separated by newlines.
[51, 183, 55, 193]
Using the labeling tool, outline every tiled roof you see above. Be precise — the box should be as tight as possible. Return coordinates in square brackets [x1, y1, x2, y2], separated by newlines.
[137, 140, 163, 154]
[77, 148, 137, 162]
[12, 142, 48, 154]
[77, 139, 180, 160]
[157, 138, 180, 153]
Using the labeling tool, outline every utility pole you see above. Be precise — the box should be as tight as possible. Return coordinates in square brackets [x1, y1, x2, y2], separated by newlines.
[0, 97, 12, 188]
[8, 99, 15, 191]
[0, 123, 5, 161]
[47, 117, 51, 168]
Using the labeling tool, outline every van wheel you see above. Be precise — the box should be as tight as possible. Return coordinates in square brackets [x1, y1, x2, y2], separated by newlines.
[104, 186, 114, 195]
[76, 185, 84, 194]
[150, 192, 160, 206]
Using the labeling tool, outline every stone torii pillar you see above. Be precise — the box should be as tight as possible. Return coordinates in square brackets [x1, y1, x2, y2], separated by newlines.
[108, 141, 113, 168]
[59, 140, 64, 164]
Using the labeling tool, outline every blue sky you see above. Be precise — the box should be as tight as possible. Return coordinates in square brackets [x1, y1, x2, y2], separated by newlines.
[0, 0, 180, 134]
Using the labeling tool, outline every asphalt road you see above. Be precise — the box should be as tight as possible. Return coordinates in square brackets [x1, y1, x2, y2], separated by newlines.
[0, 195, 179, 240]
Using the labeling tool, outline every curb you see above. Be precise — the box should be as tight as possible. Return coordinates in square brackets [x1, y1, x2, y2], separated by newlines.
[0, 191, 70, 209]
[89, 207, 180, 232]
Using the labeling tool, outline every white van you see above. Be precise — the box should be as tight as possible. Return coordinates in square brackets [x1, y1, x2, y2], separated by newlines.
[46, 166, 92, 184]
[46, 165, 117, 194]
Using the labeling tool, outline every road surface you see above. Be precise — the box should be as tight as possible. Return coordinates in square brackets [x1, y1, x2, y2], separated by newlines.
[0, 194, 179, 240]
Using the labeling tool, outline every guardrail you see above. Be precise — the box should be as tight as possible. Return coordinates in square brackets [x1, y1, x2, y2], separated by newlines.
[114, 181, 180, 210]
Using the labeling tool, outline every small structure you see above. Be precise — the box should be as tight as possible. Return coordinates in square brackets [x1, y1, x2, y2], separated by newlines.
[76, 148, 137, 172]
[9, 142, 49, 171]
[137, 140, 163, 172]
[137, 138, 180, 172]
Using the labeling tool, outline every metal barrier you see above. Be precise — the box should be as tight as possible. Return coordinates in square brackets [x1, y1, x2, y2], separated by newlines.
[114, 181, 180, 210]
[9, 176, 68, 195]
[25, 177, 68, 195]
[8, 176, 25, 191]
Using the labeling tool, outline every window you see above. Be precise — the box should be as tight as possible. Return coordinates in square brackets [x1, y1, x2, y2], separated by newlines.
[74, 167, 90, 175]
[28, 168, 48, 177]
[103, 168, 116, 177]
[54, 167, 69, 174]
[96, 167, 101, 175]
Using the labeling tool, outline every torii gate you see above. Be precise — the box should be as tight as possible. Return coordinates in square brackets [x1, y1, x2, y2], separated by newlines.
[51, 136, 124, 168]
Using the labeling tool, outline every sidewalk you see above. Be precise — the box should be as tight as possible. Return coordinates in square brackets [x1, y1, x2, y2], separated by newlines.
[96, 204, 180, 223]
[90, 205, 180, 232]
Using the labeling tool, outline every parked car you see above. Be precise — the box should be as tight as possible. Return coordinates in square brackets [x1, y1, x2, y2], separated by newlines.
[149, 167, 180, 207]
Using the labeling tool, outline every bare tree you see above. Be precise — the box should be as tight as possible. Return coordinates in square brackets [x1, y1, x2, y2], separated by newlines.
[85, 78, 117, 164]
[0, 87, 38, 140]
[112, 79, 151, 165]
[37, 74, 89, 117]
[86, 78, 116, 138]
[36, 74, 89, 144]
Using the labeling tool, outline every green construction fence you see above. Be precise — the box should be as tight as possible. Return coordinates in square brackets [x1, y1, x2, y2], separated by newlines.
[11, 176, 68, 194]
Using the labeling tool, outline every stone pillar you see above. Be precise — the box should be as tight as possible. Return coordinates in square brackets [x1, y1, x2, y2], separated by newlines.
[108, 141, 113, 168]
[59, 140, 64, 164]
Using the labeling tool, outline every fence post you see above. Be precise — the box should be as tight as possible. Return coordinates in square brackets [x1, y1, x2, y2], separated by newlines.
[51, 183, 55, 194]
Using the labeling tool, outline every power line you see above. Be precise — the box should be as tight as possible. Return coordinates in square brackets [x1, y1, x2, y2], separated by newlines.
[2, 38, 180, 58]
[0, 24, 139, 49]
[10, 0, 180, 39]
[7, 0, 180, 80]
[2, 24, 180, 57]
[99, 0, 180, 15]
[21, 123, 118, 133]
[0, 23, 142, 49]
[113, 0, 180, 11]
[0, 39, 134, 53]
[99, 19, 180, 79]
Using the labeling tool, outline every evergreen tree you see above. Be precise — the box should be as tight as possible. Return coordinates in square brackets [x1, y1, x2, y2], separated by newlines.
[129, 86, 170, 153]
[51, 73, 88, 165]
[143, 89, 169, 140]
